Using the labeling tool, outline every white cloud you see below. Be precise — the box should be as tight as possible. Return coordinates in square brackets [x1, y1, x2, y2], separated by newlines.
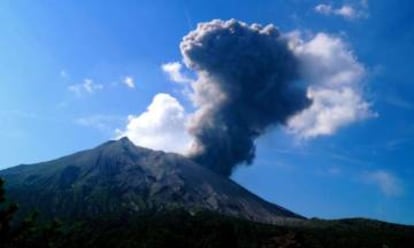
[335, 5, 357, 19]
[161, 62, 193, 84]
[314, 3, 367, 20]
[288, 87, 373, 138]
[116, 93, 192, 154]
[123, 76, 135, 88]
[315, 4, 333, 15]
[364, 170, 403, 197]
[287, 32, 375, 138]
[68, 79, 103, 96]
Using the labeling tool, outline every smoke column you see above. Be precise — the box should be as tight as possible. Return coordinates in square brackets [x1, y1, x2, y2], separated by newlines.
[180, 19, 311, 176]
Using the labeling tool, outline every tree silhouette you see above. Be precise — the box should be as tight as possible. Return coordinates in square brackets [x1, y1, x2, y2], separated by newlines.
[0, 177, 63, 248]
[0, 177, 19, 243]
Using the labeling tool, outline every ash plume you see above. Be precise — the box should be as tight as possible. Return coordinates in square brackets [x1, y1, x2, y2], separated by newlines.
[180, 19, 311, 176]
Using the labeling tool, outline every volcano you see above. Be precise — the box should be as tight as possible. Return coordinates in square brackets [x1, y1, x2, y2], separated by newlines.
[0, 137, 302, 223]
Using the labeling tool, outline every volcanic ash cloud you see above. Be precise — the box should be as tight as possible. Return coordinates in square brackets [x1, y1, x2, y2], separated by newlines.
[121, 19, 373, 177]
[180, 19, 311, 176]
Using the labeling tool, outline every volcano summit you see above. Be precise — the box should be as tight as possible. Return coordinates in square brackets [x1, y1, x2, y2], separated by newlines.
[0, 137, 302, 223]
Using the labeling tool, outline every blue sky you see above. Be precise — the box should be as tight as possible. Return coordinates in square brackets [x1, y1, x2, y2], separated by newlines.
[1, 0, 414, 224]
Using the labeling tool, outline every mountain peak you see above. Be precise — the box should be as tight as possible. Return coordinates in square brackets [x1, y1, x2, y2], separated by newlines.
[118, 136, 133, 145]
[0, 139, 303, 224]
[95, 136, 147, 157]
[99, 136, 135, 149]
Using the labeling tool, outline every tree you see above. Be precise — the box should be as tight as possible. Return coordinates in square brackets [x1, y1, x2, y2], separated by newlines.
[0, 177, 63, 248]
[0, 177, 19, 243]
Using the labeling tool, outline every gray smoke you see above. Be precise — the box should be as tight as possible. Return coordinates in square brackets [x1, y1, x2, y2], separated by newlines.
[180, 19, 311, 176]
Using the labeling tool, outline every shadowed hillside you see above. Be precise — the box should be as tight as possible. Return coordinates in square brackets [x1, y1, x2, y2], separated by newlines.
[0, 138, 301, 224]
[1, 139, 414, 247]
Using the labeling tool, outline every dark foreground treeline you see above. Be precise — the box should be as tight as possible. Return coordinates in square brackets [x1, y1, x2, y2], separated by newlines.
[2, 178, 414, 248]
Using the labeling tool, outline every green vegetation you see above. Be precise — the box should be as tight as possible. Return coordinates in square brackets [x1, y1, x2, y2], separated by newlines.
[54, 211, 414, 248]
[2, 177, 414, 248]
[0, 178, 63, 248]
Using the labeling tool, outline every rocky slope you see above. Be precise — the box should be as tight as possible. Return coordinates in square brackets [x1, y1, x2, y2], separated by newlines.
[0, 137, 302, 224]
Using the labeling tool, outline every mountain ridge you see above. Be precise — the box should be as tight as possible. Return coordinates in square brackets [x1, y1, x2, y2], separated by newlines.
[0, 137, 303, 224]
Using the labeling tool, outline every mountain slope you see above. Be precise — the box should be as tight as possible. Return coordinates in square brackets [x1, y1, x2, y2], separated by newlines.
[0, 137, 302, 223]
